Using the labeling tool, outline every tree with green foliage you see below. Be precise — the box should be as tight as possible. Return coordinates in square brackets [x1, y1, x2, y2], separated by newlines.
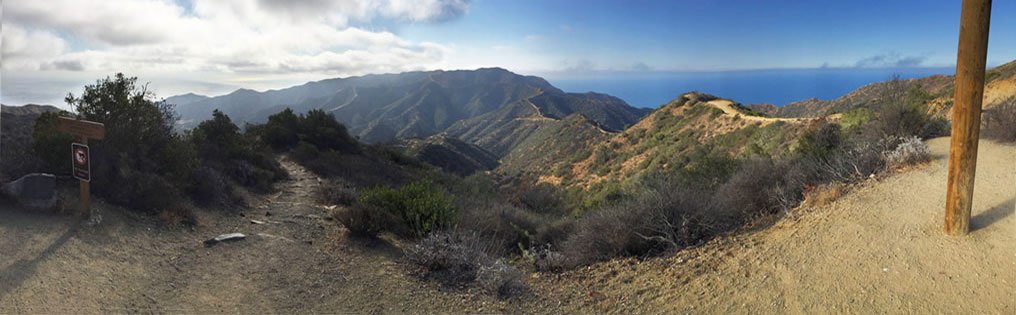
[32, 111, 75, 174]
[42, 73, 197, 211]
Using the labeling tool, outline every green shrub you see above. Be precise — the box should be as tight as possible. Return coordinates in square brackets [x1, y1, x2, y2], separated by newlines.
[840, 108, 872, 130]
[190, 109, 286, 193]
[335, 204, 406, 238]
[710, 107, 725, 118]
[358, 179, 454, 238]
[31, 111, 75, 174]
[986, 70, 1001, 82]
[796, 122, 842, 159]
[45, 73, 196, 213]
[260, 108, 359, 153]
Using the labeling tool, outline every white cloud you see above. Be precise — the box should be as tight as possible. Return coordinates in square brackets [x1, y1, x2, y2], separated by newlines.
[1, 0, 470, 104]
[2, 25, 67, 62]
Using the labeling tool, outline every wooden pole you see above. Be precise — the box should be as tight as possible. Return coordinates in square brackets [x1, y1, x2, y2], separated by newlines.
[945, 0, 991, 235]
[79, 136, 91, 218]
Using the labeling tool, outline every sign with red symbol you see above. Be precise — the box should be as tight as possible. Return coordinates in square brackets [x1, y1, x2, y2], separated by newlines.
[72, 143, 90, 182]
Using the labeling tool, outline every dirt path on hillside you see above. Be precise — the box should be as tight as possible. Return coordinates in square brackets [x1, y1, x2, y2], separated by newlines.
[530, 137, 1015, 313]
[0, 158, 525, 313]
[707, 99, 808, 123]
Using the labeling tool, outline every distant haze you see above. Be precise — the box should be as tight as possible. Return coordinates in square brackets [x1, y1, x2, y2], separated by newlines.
[549, 67, 955, 108]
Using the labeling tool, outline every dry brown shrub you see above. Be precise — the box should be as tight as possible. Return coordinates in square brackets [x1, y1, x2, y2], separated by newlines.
[159, 205, 198, 225]
[802, 183, 847, 209]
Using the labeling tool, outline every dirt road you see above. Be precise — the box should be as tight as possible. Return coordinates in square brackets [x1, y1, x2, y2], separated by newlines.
[0, 158, 521, 313]
[530, 137, 1016, 313]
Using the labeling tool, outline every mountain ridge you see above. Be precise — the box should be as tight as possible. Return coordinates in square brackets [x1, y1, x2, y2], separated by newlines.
[169, 68, 649, 157]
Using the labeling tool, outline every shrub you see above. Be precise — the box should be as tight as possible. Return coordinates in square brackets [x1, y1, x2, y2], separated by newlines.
[513, 182, 564, 215]
[530, 244, 570, 272]
[710, 107, 725, 118]
[189, 109, 286, 193]
[292, 141, 320, 161]
[476, 259, 526, 297]
[31, 111, 75, 174]
[260, 108, 359, 153]
[813, 134, 894, 182]
[884, 136, 932, 169]
[262, 108, 301, 150]
[405, 231, 490, 285]
[319, 178, 360, 206]
[456, 198, 537, 255]
[562, 187, 717, 267]
[358, 179, 454, 238]
[405, 231, 527, 298]
[188, 165, 231, 206]
[872, 78, 940, 139]
[334, 204, 406, 238]
[40, 73, 198, 213]
[982, 96, 1016, 142]
[801, 183, 847, 209]
[796, 122, 842, 158]
[714, 159, 807, 219]
[840, 108, 872, 130]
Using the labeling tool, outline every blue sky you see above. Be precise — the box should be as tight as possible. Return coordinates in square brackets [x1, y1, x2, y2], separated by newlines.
[2, 0, 1014, 106]
[404, 0, 1015, 76]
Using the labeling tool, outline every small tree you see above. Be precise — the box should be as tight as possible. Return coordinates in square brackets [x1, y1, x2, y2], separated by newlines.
[872, 75, 938, 138]
[54, 73, 195, 211]
[32, 111, 76, 174]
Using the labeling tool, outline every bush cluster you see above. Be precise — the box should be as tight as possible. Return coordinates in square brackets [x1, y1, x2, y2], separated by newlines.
[559, 187, 719, 267]
[256, 108, 359, 153]
[885, 136, 932, 168]
[348, 179, 454, 238]
[188, 109, 287, 205]
[31, 74, 286, 215]
[404, 231, 526, 298]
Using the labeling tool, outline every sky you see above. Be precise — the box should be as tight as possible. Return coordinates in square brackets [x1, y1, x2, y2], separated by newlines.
[2, 0, 1015, 107]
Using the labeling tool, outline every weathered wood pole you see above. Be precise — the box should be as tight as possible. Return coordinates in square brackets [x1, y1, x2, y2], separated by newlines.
[79, 136, 91, 218]
[945, 0, 991, 235]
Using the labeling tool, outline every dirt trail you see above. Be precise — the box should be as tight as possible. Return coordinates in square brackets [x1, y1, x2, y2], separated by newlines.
[0, 158, 520, 313]
[530, 137, 1015, 313]
[707, 99, 808, 124]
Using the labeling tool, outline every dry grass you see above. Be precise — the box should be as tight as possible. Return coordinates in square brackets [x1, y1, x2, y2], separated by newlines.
[158, 205, 198, 225]
[802, 183, 847, 209]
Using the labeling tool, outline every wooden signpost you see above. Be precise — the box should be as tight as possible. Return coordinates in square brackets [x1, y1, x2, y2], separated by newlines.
[56, 117, 105, 218]
[944, 0, 991, 236]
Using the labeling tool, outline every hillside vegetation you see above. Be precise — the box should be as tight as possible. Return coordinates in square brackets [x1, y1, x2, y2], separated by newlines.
[391, 135, 499, 177]
[774, 60, 1016, 119]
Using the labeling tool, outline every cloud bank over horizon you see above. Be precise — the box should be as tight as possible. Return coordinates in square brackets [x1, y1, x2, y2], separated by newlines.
[2, 0, 470, 106]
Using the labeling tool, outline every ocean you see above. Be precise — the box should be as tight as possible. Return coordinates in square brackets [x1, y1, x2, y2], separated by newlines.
[549, 67, 955, 109]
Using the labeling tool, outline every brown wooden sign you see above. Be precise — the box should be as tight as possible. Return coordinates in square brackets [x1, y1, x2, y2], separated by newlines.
[56, 117, 105, 140]
[55, 117, 105, 219]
